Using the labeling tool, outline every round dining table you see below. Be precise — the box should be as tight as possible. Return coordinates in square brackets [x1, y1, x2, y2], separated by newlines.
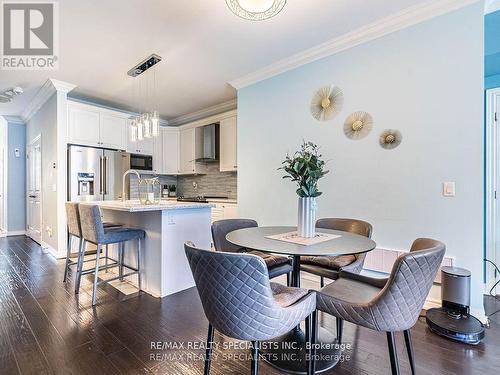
[226, 226, 376, 374]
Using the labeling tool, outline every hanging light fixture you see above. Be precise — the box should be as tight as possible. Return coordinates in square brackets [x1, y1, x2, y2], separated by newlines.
[226, 0, 287, 21]
[128, 54, 162, 142]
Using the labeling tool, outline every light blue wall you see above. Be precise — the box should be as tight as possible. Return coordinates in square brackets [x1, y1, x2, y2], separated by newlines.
[7, 123, 26, 232]
[485, 73, 500, 89]
[485, 10, 500, 78]
[237, 4, 484, 315]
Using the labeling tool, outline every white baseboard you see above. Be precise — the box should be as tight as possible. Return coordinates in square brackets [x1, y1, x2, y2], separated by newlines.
[41, 241, 66, 259]
[8, 230, 26, 236]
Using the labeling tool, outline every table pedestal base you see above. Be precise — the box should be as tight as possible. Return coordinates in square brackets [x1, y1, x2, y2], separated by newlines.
[260, 326, 341, 374]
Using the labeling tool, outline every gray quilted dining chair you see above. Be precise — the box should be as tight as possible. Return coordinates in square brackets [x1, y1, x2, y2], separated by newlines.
[212, 219, 293, 285]
[315, 238, 445, 375]
[185, 242, 317, 375]
[301, 218, 373, 288]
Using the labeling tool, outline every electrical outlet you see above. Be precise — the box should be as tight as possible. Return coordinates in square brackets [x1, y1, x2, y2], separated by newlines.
[167, 213, 176, 225]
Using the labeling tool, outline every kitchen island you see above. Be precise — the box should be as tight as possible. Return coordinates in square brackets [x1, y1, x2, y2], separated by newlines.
[83, 200, 214, 298]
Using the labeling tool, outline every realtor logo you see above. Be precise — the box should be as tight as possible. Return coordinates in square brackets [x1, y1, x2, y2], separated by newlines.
[1, 1, 58, 69]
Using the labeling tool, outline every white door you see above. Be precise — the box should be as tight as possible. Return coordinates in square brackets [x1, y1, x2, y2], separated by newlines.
[179, 128, 195, 174]
[27, 136, 42, 244]
[219, 116, 237, 172]
[100, 113, 126, 150]
[162, 129, 179, 174]
[0, 130, 5, 233]
[68, 106, 100, 147]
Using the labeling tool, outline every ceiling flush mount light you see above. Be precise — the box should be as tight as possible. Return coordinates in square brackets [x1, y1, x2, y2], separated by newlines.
[226, 0, 287, 21]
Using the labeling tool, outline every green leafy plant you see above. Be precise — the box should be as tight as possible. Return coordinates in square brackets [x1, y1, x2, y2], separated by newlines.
[279, 141, 329, 198]
[168, 184, 176, 192]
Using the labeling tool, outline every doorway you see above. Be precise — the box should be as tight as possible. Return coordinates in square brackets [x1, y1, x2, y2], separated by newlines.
[26, 135, 42, 244]
[486, 88, 500, 296]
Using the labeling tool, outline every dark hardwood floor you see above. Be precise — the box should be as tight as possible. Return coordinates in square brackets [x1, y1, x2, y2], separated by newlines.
[0, 235, 499, 375]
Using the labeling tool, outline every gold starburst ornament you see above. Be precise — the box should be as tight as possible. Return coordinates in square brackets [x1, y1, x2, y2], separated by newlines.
[379, 129, 402, 150]
[344, 111, 373, 140]
[310, 85, 344, 121]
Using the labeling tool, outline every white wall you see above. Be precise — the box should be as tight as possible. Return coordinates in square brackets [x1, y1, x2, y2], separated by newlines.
[26, 94, 59, 252]
[238, 4, 485, 316]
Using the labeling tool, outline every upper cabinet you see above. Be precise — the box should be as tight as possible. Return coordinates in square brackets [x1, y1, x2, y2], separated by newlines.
[219, 115, 237, 172]
[179, 128, 195, 174]
[68, 101, 127, 150]
[126, 119, 155, 155]
[161, 128, 180, 175]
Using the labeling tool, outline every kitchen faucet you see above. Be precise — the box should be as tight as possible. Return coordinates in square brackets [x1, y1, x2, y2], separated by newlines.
[122, 169, 142, 202]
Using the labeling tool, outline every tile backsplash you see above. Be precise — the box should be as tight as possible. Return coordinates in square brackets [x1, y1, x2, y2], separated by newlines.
[129, 174, 177, 199]
[177, 163, 237, 199]
[128, 164, 237, 199]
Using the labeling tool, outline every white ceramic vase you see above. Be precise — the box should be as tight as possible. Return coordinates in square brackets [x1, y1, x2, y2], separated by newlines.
[297, 197, 317, 238]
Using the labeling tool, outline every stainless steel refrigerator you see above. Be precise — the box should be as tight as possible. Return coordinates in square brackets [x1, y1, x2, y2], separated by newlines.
[68, 145, 130, 202]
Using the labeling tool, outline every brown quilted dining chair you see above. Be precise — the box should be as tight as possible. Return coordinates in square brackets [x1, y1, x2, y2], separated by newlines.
[313, 238, 445, 375]
[301, 218, 373, 287]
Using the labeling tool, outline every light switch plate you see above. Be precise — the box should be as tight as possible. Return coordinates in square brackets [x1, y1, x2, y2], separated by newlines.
[443, 182, 456, 197]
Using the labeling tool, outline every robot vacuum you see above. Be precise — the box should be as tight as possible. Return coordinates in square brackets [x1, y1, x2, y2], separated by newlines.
[425, 267, 485, 345]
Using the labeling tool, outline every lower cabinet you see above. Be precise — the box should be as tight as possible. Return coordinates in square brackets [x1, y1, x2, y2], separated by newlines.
[210, 202, 238, 223]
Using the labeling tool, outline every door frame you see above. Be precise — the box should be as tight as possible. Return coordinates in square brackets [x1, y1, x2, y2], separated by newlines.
[0, 116, 8, 234]
[485, 88, 500, 295]
[26, 134, 42, 243]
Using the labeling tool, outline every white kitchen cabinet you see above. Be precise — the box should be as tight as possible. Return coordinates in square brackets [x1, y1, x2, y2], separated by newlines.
[68, 101, 127, 150]
[161, 128, 180, 174]
[100, 113, 127, 150]
[210, 202, 238, 223]
[219, 116, 237, 172]
[127, 120, 155, 155]
[179, 128, 195, 174]
[68, 105, 100, 146]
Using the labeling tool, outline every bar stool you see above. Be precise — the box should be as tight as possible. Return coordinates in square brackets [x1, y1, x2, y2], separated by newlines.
[78, 204, 145, 306]
[64, 202, 122, 292]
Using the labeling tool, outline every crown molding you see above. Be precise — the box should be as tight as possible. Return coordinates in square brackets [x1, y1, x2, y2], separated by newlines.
[485, 0, 500, 14]
[229, 0, 480, 89]
[22, 79, 77, 122]
[168, 99, 237, 126]
[68, 97, 169, 126]
[2, 115, 24, 125]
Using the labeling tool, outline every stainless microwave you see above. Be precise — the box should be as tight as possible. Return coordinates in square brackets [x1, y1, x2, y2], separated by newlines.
[130, 153, 153, 171]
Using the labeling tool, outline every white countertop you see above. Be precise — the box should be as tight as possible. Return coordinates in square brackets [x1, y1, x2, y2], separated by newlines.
[81, 200, 215, 212]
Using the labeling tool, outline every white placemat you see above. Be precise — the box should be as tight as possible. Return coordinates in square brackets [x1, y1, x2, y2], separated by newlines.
[265, 231, 341, 246]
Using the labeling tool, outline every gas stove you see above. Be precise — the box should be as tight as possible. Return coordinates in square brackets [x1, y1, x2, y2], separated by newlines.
[177, 195, 228, 203]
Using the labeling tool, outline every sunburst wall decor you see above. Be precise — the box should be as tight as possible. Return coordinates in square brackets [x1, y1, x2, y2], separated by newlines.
[344, 111, 373, 140]
[310, 85, 344, 122]
[379, 129, 403, 150]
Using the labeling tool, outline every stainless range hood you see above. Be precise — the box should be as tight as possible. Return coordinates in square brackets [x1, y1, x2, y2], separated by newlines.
[195, 124, 219, 162]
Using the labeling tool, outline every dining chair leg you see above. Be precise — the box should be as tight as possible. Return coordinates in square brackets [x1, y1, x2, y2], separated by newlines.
[320, 276, 324, 288]
[404, 329, 416, 375]
[105, 244, 109, 273]
[286, 272, 291, 287]
[251, 341, 259, 375]
[63, 234, 73, 282]
[75, 239, 85, 294]
[204, 324, 215, 375]
[336, 318, 344, 344]
[386, 331, 400, 375]
[310, 309, 317, 375]
[92, 244, 101, 306]
[137, 238, 142, 292]
[119, 242, 124, 281]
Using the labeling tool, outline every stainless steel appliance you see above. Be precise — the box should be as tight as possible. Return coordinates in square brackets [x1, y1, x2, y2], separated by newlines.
[195, 124, 219, 162]
[68, 145, 130, 202]
[130, 153, 153, 171]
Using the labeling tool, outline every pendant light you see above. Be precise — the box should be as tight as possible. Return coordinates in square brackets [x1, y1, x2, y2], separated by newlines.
[128, 54, 162, 142]
[226, 0, 287, 21]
